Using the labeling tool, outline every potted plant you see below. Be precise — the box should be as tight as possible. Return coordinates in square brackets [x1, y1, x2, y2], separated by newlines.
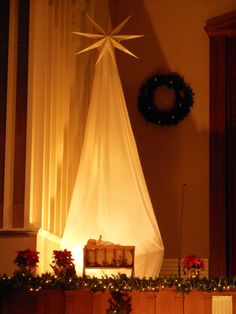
[14, 248, 39, 275]
[50, 249, 76, 279]
[182, 255, 205, 279]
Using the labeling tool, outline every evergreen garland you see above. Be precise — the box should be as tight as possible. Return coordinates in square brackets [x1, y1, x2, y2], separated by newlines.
[138, 73, 194, 126]
[1, 273, 236, 295]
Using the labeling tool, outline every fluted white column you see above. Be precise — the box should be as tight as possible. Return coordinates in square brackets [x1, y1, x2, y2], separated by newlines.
[27, 0, 110, 272]
[27, 0, 110, 236]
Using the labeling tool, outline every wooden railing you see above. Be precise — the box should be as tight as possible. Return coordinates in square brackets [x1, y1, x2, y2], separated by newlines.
[1, 288, 236, 314]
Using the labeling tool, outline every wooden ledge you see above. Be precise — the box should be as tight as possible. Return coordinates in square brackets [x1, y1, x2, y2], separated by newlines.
[0, 229, 38, 238]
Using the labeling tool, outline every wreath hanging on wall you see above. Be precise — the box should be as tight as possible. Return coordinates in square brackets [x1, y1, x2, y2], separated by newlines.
[137, 73, 194, 126]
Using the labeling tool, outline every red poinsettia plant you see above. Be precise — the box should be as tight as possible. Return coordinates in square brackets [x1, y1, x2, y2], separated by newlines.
[14, 248, 39, 273]
[50, 249, 76, 278]
[182, 255, 205, 274]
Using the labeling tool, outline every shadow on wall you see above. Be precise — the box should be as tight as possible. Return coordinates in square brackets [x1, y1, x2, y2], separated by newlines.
[110, 0, 209, 259]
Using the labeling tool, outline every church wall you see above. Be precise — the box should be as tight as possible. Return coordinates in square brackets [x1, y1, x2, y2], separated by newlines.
[110, 0, 236, 259]
[1, 0, 236, 276]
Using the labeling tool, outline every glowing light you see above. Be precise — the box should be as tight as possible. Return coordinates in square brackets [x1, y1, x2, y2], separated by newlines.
[61, 15, 164, 279]
[71, 245, 83, 271]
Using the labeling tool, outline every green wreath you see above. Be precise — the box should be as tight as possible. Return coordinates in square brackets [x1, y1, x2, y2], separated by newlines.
[137, 73, 194, 126]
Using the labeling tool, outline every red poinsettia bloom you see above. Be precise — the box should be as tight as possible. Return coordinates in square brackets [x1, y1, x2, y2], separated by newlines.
[182, 255, 205, 273]
[14, 249, 39, 269]
[52, 249, 74, 267]
[51, 249, 76, 278]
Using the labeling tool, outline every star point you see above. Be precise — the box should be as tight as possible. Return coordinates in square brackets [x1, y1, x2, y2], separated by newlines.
[73, 15, 143, 63]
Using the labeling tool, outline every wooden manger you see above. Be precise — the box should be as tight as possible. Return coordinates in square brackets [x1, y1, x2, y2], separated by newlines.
[83, 245, 135, 276]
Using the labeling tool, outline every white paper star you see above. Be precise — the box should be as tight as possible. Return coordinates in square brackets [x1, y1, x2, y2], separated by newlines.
[73, 15, 143, 65]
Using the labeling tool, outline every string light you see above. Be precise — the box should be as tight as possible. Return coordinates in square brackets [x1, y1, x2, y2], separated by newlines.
[1, 273, 236, 295]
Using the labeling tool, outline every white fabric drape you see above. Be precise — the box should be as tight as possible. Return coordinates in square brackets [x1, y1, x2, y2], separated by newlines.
[62, 26, 164, 278]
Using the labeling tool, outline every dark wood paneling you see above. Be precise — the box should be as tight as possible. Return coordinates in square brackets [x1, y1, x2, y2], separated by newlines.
[226, 38, 236, 275]
[209, 37, 227, 276]
[12, 0, 29, 227]
[206, 11, 236, 277]
[0, 0, 10, 228]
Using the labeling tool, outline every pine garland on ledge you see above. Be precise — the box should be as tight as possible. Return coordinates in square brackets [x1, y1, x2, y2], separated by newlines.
[1, 272, 236, 295]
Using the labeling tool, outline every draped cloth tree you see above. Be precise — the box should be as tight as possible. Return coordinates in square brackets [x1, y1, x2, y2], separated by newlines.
[62, 16, 164, 278]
